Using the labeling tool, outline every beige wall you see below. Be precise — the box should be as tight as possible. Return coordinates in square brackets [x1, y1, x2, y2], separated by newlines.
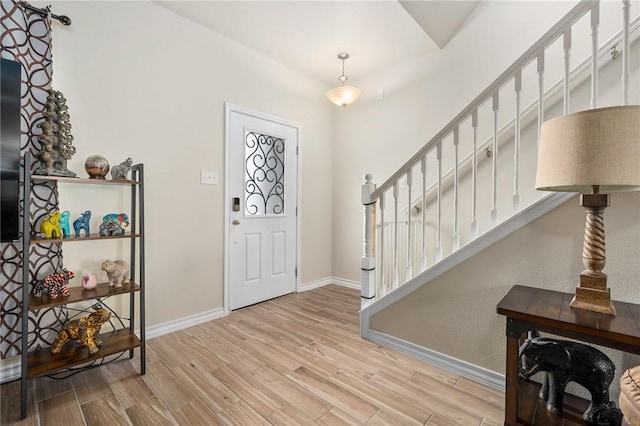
[48, 1, 334, 328]
[370, 191, 640, 382]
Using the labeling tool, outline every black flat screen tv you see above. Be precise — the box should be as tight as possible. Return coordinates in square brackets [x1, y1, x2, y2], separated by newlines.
[1, 58, 22, 242]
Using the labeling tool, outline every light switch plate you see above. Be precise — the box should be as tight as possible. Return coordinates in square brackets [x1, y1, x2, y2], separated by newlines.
[201, 171, 218, 185]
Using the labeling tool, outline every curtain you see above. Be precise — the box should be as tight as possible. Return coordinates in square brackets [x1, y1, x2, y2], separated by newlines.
[1, 0, 65, 359]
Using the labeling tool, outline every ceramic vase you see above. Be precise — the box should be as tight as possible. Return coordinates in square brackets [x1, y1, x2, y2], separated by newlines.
[85, 155, 110, 180]
[81, 273, 98, 290]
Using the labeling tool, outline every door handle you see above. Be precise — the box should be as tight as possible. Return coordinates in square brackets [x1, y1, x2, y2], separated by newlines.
[232, 219, 240, 225]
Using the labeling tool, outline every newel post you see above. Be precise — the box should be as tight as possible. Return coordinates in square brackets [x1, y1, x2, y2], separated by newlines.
[361, 174, 377, 307]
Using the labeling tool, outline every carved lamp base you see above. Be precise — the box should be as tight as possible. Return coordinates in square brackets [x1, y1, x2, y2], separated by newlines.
[570, 191, 616, 316]
[570, 286, 616, 316]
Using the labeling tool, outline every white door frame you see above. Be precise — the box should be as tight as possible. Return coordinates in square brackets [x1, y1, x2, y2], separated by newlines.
[224, 103, 302, 314]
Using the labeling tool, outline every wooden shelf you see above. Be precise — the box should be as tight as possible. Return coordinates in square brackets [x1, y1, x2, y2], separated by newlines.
[517, 380, 589, 426]
[31, 175, 139, 185]
[29, 282, 140, 310]
[31, 232, 141, 244]
[27, 329, 140, 378]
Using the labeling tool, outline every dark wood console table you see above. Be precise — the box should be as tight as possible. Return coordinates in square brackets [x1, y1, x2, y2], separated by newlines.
[497, 285, 640, 426]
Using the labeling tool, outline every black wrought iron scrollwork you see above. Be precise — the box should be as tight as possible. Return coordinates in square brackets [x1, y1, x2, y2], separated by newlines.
[245, 132, 285, 215]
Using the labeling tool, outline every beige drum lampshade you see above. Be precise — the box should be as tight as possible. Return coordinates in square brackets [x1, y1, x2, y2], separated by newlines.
[536, 105, 640, 192]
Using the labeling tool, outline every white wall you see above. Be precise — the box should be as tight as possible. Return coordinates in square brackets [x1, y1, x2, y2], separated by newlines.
[48, 1, 334, 329]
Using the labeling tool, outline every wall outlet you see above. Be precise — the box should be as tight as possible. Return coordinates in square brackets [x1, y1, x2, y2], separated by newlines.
[201, 171, 218, 185]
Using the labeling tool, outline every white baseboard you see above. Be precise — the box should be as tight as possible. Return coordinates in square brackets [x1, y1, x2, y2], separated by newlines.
[145, 307, 226, 340]
[298, 277, 334, 292]
[299, 276, 361, 292]
[331, 277, 361, 290]
[367, 329, 505, 391]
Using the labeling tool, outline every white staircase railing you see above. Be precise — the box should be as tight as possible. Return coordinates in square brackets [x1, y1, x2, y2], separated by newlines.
[361, 0, 639, 309]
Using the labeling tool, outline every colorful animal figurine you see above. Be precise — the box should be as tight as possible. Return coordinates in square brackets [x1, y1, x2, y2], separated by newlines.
[110, 158, 133, 180]
[59, 210, 71, 237]
[32, 268, 74, 299]
[73, 210, 91, 237]
[102, 213, 129, 228]
[99, 219, 125, 236]
[39, 210, 62, 238]
[101, 260, 130, 288]
[51, 305, 111, 355]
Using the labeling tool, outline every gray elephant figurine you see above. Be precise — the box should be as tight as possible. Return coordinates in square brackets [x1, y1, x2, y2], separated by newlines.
[519, 333, 616, 424]
[101, 259, 130, 288]
[110, 158, 132, 180]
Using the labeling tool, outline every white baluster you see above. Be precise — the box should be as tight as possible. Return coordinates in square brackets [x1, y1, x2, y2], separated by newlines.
[563, 29, 572, 114]
[452, 127, 460, 250]
[361, 174, 376, 306]
[412, 221, 420, 271]
[514, 71, 521, 212]
[591, 3, 599, 108]
[379, 195, 385, 297]
[399, 222, 406, 283]
[436, 142, 443, 261]
[471, 109, 478, 238]
[622, 0, 630, 105]
[491, 93, 498, 226]
[420, 156, 427, 271]
[537, 52, 545, 145]
[393, 181, 399, 288]
[406, 171, 413, 279]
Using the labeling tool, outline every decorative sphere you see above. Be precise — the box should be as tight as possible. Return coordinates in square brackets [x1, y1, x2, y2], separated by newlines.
[85, 155, 110, 180]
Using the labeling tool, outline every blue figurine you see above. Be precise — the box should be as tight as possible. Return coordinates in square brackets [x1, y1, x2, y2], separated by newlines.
[59, 210, 71, 237]
[73, 210, 91, 237]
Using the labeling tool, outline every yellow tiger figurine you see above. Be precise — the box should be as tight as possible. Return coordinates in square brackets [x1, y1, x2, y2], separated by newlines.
[51, 306, 111, 355]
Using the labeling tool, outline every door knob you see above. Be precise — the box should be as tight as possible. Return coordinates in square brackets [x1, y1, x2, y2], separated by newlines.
[232, 219, 240, 225]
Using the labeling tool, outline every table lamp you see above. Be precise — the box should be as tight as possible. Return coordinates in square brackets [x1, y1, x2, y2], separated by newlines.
[536, 105, 640, 316]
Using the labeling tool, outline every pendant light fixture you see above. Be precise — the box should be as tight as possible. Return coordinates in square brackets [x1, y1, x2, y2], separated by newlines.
[326, 53, 361, 107]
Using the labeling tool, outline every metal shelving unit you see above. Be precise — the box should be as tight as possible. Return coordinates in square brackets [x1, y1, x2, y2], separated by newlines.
[19, 153, 145, 419]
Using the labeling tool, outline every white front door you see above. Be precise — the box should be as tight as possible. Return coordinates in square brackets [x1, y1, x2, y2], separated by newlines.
[226, 104, 299, 310]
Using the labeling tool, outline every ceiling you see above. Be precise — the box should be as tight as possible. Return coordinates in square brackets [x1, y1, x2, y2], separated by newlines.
[154, 1, 480, 87]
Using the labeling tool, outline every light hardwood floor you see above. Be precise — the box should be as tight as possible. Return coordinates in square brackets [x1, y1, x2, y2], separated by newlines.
[1, 285, 504, 425]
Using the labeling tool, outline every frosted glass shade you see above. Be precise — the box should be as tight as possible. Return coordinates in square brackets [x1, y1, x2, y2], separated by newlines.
[536, 105, 640, 192]
[326, 85, 361, 107]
